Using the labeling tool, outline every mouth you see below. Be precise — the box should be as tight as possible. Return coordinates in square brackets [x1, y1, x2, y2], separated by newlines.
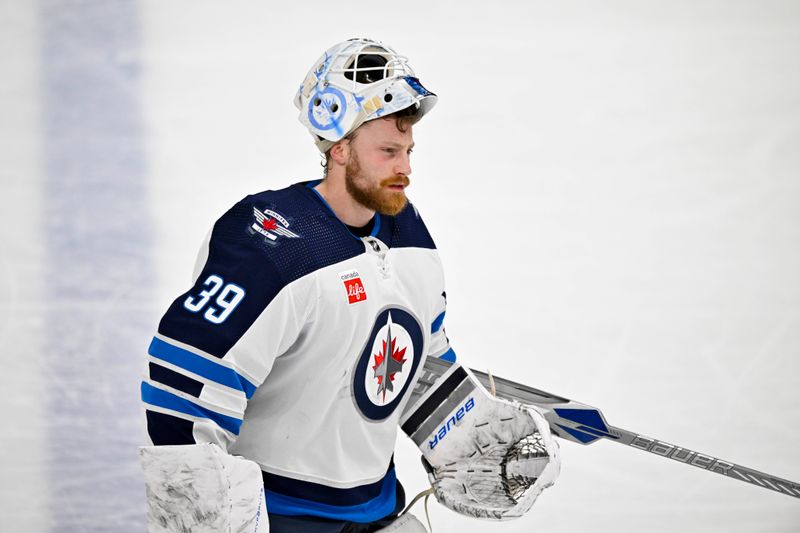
[382, 177, 410, 192]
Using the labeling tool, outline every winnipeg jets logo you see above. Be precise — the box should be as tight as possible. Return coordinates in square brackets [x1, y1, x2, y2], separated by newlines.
[372, 315, 407, 401]
[250, 207, 299, 244]
[307, 86, 348, 136]
[352, 307, 424, 421]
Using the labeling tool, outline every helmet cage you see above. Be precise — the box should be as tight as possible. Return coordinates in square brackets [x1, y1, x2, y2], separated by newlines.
[336, 45, 413, 86]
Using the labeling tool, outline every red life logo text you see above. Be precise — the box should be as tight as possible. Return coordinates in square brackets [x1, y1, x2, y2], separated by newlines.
[339, 269, 367, 304]
[345, 278, 367, 304]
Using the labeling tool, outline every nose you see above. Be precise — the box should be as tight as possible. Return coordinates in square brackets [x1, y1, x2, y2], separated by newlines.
[395, 152, 411, 177]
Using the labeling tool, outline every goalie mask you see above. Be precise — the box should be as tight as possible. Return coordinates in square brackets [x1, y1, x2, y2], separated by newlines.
[294, 38, 437, 153]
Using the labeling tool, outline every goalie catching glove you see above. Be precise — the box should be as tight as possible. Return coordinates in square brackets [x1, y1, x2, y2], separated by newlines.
[401, 363, 560, 520]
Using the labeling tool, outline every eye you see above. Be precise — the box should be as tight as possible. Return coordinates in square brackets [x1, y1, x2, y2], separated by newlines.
[383, 148, 396, 155]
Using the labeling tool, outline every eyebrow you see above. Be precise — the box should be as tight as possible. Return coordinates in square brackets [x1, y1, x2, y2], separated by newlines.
[383, 141, 415, 150]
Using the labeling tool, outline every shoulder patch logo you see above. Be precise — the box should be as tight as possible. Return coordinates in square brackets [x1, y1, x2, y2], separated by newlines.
[250, 207, 300, 244]
[340, 269, 367, 304]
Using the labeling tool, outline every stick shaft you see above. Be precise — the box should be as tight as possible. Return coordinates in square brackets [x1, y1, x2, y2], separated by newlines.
[408, 357, 800, 499]
[610, 426, 800, 498]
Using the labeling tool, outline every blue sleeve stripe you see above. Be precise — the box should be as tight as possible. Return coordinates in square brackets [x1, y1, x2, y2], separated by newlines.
[264, 468, 396, 522]
[148, 337, 256, 398]
[438, 347, 456, 362]
[141, 381, 242, 435]
[430, 311, 446, 334]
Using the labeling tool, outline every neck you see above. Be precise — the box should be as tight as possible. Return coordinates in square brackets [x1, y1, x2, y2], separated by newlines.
[314, 177, 375, 227]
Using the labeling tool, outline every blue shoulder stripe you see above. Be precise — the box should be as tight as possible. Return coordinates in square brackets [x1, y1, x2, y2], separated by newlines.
[438, 347, 456, 362]
[148, 337, 256, 398]
[431, 311, 446, 334]
[264, 468, 397, 522]
[141, 381, 242, 435]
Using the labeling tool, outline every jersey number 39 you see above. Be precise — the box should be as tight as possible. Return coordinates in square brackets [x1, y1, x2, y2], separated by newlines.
[183, 274, 245, 324]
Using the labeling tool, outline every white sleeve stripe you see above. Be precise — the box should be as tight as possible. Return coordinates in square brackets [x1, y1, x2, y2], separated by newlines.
[142, 381, 244, 436]
[143, 379, 244, 419]
[147, 354, 247, 404]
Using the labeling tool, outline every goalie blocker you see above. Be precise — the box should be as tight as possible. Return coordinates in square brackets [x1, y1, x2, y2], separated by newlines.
[139, 443, 268, 533]
[140, 445, 430, 532]
[400, 362, 560, 520]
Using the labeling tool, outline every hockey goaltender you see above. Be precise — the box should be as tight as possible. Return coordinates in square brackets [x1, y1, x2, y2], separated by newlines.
[139, 38, 560, 532]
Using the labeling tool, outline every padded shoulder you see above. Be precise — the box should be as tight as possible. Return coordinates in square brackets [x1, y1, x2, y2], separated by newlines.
[235, 184, 367, 281]
[157, 185, 364, 357]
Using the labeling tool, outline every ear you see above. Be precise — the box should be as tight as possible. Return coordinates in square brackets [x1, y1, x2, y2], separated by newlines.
[329, 139, 350, 167]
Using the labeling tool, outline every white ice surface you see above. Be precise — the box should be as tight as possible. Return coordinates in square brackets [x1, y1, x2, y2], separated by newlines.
[1, 1, 798, 531]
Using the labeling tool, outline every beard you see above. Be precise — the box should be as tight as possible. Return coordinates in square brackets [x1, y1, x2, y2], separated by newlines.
[345, 152, 410, 216]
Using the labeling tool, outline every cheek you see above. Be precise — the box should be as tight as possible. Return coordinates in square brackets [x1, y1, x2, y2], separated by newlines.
[371, 157, 396, 177]
[353, 148, 396, 178]
[358, 157, 387, 178]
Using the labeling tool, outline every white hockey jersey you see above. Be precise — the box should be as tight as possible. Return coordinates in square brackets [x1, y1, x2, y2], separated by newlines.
[141, 180, 455, 522]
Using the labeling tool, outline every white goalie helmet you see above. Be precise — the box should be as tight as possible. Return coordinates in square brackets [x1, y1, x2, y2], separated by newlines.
[294, 38, 437, 153]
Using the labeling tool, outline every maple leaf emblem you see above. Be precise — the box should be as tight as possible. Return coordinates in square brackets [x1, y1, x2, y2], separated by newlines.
[372, 316, 407, 402]
[250, 208, 300, 241]
[262, 217, 278, 231]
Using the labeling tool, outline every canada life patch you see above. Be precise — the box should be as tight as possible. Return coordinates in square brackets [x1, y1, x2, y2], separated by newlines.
[340, 269, 367, 304]
[352, 307, 424, 421]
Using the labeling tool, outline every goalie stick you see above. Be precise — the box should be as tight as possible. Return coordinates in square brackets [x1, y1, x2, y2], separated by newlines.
[405, 356, 800, 500]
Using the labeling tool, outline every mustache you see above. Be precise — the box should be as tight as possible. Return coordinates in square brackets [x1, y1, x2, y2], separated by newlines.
[380, 176, 410, 187]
